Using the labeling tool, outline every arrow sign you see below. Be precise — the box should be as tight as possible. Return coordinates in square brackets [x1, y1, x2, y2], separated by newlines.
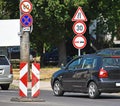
[20, 13, 33, 27]
[20, 0, 32, 13]
[72, 7, 87, 22]
[72, 35, 87, 49]
[72, 21, 87, 35]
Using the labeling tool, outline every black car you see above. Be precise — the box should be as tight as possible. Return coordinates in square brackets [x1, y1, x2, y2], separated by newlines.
[51, 54, 120, 99]
[41, 48, 72, 66]
[42, 48, 59, 65]
[96, 48, 120, 56]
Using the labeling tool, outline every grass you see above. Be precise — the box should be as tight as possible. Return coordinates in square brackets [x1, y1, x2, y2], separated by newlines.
[13, 67, 60, 81]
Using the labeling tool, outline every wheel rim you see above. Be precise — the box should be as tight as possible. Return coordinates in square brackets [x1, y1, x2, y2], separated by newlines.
[54, 82, 60, 95]
[89, 84, 96, 97]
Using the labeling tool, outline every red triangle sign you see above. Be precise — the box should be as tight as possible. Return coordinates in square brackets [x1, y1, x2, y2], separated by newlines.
[72, 7, 87, 22]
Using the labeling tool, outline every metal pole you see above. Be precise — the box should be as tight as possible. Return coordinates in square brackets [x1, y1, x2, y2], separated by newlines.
[78, 49, 81, 56]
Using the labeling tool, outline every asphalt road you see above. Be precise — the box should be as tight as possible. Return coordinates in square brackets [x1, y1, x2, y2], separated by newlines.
[0, 88, 120, 106]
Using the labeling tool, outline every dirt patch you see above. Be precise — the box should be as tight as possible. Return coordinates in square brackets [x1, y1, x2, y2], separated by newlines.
[13, 67, 60, 81]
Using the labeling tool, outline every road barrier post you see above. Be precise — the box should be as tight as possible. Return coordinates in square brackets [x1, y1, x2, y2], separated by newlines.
[31, 63, 40, 98]
[19, 62, 28, 97]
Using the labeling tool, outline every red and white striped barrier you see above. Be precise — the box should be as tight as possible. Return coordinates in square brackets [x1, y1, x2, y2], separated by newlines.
[19, 62, 28, 97]
[31, 63, 40, 98]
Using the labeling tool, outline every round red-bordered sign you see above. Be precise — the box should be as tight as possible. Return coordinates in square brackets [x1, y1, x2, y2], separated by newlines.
[72, 35, 87, 49]
[20, 0, 32, 13]
[20, 13, 33, 27]
[72, 21, 87, 35]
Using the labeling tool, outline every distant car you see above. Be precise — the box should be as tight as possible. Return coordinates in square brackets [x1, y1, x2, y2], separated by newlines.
[0, 55, 13, 90]
[51, 54, 120, 99]
[8, 46, 35, 61]
[42, 48, 59, 65]
[96, 48, 120, 56]
[41, 48, 72, 66]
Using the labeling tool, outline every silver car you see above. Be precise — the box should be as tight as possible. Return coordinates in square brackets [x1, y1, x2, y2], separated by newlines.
[0, 55, 13, 90]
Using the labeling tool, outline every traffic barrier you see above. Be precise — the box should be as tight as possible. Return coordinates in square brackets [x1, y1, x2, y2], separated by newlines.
[19, 62, 28, 97]
[31, 63, 40, 98]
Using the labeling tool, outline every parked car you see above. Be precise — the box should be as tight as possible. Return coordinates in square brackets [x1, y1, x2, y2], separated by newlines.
[8, 46, 35, 61]
[96, 48, 120, 56]
[41, 48, 72, 66]
[42, 48, 59, 65]
[0, 55, 13, 90]
[51, 54, 120, 99]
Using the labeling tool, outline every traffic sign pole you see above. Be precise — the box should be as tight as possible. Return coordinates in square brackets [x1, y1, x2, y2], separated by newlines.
[20, 0, 31, 82]
[78, 49, 81, 56]
[72, 7, 87, 56]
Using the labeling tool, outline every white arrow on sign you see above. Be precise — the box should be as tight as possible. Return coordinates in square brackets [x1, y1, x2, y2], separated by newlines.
[72, 35, 87, 49]
[72, 7, 87, 22]
[72, 21, 87, 35]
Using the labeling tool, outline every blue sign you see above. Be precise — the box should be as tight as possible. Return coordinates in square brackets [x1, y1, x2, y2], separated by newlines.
[20, 13, 33, 27]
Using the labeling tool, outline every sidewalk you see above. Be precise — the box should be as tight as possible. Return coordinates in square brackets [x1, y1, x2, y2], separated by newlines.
[12, 80, 52, 90]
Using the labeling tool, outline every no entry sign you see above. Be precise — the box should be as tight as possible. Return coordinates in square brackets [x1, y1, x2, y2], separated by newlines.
[72, 35, 87, 49]
[72, 21, 87, 35]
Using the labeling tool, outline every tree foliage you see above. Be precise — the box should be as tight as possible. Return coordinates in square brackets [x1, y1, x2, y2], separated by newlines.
[0, 0, 120, 64]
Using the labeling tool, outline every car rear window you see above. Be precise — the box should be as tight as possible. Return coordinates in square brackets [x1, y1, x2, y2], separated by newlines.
[103, 57, 120, 67]
[0, 56, 9, 65]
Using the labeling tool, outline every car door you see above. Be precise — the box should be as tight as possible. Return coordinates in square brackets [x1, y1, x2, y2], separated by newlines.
[73, 57, 97, 92]
[62, 57, 82, 91]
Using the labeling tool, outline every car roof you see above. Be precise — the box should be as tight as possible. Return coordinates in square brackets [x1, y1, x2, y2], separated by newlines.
[97, 48, 120, 51]
[77, 54, 120, 58]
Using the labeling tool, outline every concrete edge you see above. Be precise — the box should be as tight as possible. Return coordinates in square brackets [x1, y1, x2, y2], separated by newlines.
[11, 97, 45, 102]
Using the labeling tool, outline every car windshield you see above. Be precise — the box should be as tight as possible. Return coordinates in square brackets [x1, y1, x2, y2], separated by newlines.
[103, 57, 120, 67]
[0, 56, 9, 65]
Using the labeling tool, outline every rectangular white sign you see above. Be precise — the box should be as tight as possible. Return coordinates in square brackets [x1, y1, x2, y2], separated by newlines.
[0, 19, 20, 46]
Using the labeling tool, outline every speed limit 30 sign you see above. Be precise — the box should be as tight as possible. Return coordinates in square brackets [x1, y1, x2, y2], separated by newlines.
[72, 35, 87, 49]
[72, 21, 87, 35]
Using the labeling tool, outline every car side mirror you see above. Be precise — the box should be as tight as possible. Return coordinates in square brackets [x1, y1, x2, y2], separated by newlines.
[61, 64, 65, 70]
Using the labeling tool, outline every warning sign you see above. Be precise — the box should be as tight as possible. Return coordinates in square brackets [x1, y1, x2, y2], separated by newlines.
[72, 7, 87, 22]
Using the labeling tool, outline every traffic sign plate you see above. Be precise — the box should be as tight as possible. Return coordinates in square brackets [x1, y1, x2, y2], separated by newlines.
[72, 21, 87, 35]
[72, 7, 87, 22]
[20, 14, 33, 27]
[20, 0, 32, 13]
[72, 35, 87, 49]
[22, 27, 30, 31]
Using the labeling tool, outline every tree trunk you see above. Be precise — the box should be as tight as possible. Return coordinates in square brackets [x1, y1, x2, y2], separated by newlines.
[58, 38, 67, 66]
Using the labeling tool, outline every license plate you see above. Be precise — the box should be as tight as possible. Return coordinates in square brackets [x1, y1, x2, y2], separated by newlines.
[116, 83, 120, 86]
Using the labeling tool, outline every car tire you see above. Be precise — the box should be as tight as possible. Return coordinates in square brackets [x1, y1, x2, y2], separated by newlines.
[1, 84, 10, 90]
[88, 82, 100, 99]
[53, 80, 64, 96]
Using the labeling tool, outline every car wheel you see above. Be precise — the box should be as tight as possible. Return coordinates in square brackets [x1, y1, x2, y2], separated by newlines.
[53, 80, 64, 96]
[1, 84, 10, 90]
[88, 82, 100, 99]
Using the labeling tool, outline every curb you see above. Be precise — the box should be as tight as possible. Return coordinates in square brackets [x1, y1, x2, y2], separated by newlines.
[11, 97, 45, 102]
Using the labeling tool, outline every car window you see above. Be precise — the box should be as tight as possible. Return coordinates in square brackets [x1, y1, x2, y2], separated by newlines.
[67, 58, 81, 70]
[97, 50, 113, 55]
[114, 51, 120, 55]
[0, 56, 9, 65]
[103, 57, 120, 67]
[82, 58, 97, 69]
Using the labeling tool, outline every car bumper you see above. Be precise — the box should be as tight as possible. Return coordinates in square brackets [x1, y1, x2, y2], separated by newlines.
[98, 80, 120, 93]
[0, 74, 13, 84]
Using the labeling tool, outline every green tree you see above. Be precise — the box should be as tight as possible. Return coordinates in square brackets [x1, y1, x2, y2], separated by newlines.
[0, 0, 120, 65]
